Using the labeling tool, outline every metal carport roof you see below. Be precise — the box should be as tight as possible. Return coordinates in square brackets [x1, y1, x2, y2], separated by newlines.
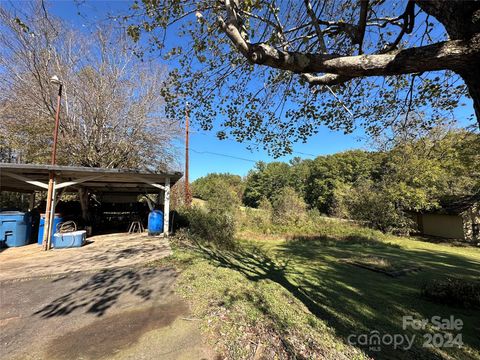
[0, 163, 183, 193]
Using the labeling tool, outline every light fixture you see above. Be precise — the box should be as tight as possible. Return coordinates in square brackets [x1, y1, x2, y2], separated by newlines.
[50, 75, 62, 85]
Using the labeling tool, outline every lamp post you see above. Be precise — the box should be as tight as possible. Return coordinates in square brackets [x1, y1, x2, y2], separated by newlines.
[42, 75, 63, 250]
[50, 75, 62, 165]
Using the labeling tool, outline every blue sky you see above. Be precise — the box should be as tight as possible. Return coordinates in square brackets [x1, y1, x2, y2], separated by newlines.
[44, 1, 476, 180]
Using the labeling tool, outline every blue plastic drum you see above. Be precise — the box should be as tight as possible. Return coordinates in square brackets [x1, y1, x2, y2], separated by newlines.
[148, 210, 164, 236]
[38, 214, 63, 245]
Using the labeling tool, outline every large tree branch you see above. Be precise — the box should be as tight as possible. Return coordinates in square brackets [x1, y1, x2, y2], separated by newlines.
[220, 15, 480, 79]
[220, 0, 480, 127]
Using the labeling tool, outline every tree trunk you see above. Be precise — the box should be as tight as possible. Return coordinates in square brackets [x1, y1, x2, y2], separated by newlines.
[416, 1, 480, 39]
[459, 67, 480, 128]
[417, 1, 480, 128]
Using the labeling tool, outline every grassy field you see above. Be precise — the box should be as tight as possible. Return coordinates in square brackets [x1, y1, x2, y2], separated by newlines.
[162, 219, 480, 359]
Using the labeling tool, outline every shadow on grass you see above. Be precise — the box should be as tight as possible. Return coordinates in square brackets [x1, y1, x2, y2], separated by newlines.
[196, 234, 480, 360]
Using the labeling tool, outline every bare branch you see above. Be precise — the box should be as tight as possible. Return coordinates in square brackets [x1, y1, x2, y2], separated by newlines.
[356, 0, 369, 54]
[303, 0, 327, 53]
[238, 9, 279, 30]
[303, 73, 353, 86]
[380, 0, 415, 53]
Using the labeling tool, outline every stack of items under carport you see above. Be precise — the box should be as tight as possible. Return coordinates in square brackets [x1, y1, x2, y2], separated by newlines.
[0, 211, 86, 249]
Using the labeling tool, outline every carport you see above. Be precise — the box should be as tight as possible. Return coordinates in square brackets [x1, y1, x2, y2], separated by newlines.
[0, 163, 182, 249]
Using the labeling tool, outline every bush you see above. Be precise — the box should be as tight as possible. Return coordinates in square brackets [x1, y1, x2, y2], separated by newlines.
[331, 182, 352, 219]
[177, 205, 236, 249]
[336, 180, 414, 235]
[421, 278, 480, 309]
[175, 179, 240, 249]
[240, 200, 328, 235]
[205, 180, 240, 215]
[271, 187, 307, 226]
[239, 197, 273, 233]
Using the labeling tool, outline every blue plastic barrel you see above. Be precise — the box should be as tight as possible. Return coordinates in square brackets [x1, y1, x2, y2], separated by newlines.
[0, 211, 32, 247]
[38, 214, 63, 245]
[148, 210, 164, 236]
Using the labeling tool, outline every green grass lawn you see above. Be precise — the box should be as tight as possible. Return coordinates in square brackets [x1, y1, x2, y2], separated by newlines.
[163, 220, 480, 359]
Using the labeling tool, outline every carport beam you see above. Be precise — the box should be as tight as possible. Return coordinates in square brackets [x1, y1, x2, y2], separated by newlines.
[2, 171, 49, 190]
[136, 177, 166, 191]
[54, 175, 104, 190]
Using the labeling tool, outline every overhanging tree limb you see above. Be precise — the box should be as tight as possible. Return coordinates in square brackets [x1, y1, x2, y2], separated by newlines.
[219, 0, 480, 124]
[121, 0, 480, 143]
[221, 18, 480, 78]
[303, 0, 327, 53]
[220, 0, 480, 78]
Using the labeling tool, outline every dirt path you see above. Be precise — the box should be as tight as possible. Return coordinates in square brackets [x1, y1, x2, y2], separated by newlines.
[0, 266, 213, 360]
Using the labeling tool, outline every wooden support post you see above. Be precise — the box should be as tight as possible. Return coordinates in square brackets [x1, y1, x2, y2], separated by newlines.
[46, 177, 57, 250]
[42, 171, 55, 250]
[78, 188, 89, 222]
[29, 192, 35, 211]
[185, 106, 191, 206]
[164, 177, 170, 236]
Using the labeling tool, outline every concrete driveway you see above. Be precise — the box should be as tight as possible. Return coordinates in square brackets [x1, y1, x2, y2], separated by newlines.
[0, 233, 172, 281]
[0, 234, 213, 359]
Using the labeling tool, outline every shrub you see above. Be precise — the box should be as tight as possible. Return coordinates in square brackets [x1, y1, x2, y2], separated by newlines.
[271, 187, 307, 226]
[204, 179, 240, 216]
[175, 179, 240, 249]
[239, 197, 273, 233]
[258, 196, 273, 214]
[178, 205, 236, 249]
[331, 182, 352, 219]
[337, 180, 414, 235]
[421, 278, 480, 309]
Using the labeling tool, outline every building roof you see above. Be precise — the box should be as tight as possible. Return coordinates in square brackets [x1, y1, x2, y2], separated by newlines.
[0, 163, 183, 193]
[424, 194, 480, 215]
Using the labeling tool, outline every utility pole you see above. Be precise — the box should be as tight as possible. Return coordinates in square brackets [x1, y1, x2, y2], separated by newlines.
[43, 76, 62, 250]
[185, 104, 192, 206]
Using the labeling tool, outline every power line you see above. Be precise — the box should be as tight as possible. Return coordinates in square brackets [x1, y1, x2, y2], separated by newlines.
[190, 130, 317, 158]
[190, 148, 258, 163]
[292, 150, 317, 157]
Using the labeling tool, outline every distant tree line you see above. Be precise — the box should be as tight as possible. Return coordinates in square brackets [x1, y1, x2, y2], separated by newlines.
[192, 129, 480, 234]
